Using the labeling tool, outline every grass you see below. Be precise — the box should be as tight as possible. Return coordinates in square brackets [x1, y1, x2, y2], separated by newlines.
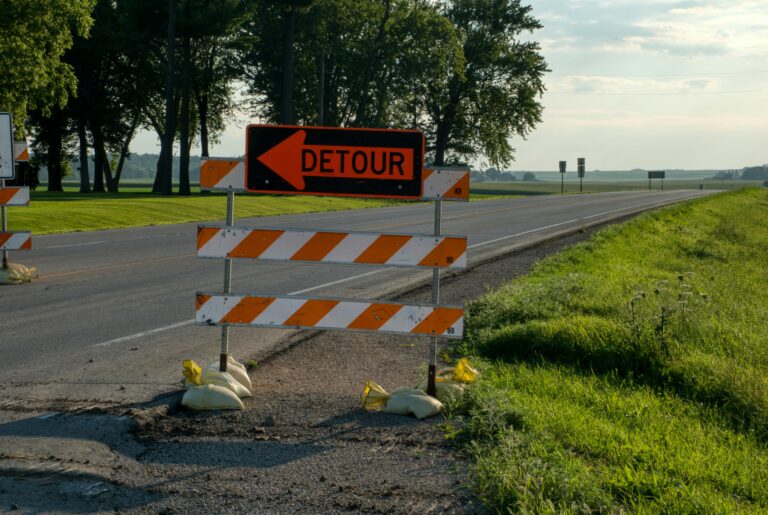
[450, 188, 768, 513]
[471, 179, 763, 196]
[8, 187, 398, 234]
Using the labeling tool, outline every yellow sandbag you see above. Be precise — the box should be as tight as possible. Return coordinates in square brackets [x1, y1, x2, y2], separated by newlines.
[0, 263, 38, 285]
[382, 387, 443, 419]
[181, 384, 244, 411]
[204, 357, 252, 391]
[416, 380, 465, 403]
[182, 360, 202, 386]
[362, 380, 389, 409]
[201, 369, 252, 398]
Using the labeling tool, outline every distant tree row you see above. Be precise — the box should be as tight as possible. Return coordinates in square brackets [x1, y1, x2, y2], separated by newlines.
[0, 0, 547, 194]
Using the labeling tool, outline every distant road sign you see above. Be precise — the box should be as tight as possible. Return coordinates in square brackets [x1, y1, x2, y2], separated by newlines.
[246, 125, 424, 199]
[577, 157, 585, 178]
[648, 171, 666, 179]
[0, 113, 14, 180]
[559, 161, 566, 173]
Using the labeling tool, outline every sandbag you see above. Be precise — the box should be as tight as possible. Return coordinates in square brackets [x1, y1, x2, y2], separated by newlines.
[182, 384, 244, 411]
[201, 369, 252, 398]
[0, 263, 38, 285]
[416, 380, 465, 404]
[382, 387, 443, 419]
[204, 357, 252, 391]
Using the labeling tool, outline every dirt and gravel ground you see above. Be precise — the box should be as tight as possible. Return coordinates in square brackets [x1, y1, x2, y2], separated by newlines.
[0, 226, 605, 514]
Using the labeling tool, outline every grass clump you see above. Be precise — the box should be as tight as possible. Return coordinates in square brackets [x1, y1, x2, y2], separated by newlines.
[453, 189, 768, 512]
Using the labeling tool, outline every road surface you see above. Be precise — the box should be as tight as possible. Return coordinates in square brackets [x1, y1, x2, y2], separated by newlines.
[0, 190, 711, 407]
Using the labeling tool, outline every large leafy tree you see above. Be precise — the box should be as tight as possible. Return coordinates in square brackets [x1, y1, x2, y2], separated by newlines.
[427, 0, 548, 166]
[0, 0, 96, 136]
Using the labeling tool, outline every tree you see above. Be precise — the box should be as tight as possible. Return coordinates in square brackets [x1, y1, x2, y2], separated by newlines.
[0, 0, 96, 136]
[426, 0, 547, 167]
[522, 171, 536, 181]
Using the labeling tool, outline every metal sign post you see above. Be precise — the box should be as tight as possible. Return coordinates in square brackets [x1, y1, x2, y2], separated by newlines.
[559, 161, 566, 195]
[219, 189, 235, 373]
[648, 171, 666, 191]
[427, 199, 442, 397]
[1, 179, 6, 268]
[577, 158, 585, 193]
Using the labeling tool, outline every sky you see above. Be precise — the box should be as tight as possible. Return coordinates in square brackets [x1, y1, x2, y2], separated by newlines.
[131, 0, 768, 171]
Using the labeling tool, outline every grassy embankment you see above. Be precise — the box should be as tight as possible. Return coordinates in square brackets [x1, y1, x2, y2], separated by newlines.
[10, 187, 397, 234]
[452, 188, 768, 512]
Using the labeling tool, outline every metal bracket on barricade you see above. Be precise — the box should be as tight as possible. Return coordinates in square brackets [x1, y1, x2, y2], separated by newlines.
[197, 126, 470, 399]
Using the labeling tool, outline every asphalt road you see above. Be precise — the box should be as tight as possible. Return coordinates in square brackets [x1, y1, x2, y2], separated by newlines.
[0, 190, 712, 407]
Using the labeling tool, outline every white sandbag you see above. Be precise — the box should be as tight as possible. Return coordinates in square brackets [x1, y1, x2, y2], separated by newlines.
[0, 263, 38, 285]
[204, 357, 252, 391]
[182, 384, 244, 411]
[200, 369, 252, 398]
[382, 387, 443, 419]
[416, 380, 465, 404]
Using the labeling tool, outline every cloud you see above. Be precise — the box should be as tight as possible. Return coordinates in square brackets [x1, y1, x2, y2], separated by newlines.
[552, 76, 719, 94]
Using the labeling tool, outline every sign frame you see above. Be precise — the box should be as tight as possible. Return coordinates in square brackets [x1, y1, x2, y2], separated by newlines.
[0, 113, 15, 180]
[245, 124, 425, 200]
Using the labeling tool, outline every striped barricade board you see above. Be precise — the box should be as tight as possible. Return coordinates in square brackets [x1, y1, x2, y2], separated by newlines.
[0, 187, 30, 206]
[0, 231, 31, 251]
[14, 141, 29, 162]
[197, 226, 467, 269]
[421, 168, 469, 201]
[200, 158, 246, 191]
[196, 293, 464, 339]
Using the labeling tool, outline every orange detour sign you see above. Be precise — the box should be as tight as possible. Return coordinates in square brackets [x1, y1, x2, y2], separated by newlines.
[196, 293, 464, 339]
[246, 125, 424, 199]
[197, 226, 467, 269]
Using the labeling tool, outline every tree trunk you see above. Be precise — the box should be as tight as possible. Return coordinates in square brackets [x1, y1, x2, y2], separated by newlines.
[161, 0, 177, 195]
[114, 114, 139, 189]
[46, 107, 64, 192]
[178, 2, 191, 196]
[353, 0, 391, 127]
[198, 93, 209, 157]
[77, 117, 91, 193]
[280, 8, 295, 124]
[434, 121, 449, 166]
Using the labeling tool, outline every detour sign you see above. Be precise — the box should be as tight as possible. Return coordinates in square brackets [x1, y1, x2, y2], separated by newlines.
[246, 125, 424, 199]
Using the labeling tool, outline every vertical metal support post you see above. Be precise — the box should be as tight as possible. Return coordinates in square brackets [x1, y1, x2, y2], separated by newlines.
[661, 178, 664, 191]
[427, 199, 442, 398]
[560, 173, 564, 195]
[579, 176, 583, 193]
[220, 189, 235, 372]
[1, 179, 7, 269]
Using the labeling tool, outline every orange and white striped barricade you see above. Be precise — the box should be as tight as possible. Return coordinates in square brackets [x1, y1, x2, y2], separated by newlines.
[13, 141, 29, 162]
[0, 187, 30, 207]
[421, 167, 470, 202]
[0, 231, 31, 251]
[196, 294, 464, 339]
[197, 227, 467, 269]
[200, 158, 246, 192]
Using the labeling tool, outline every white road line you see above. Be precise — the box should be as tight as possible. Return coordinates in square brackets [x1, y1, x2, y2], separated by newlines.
[45, 240, 111, 249]
[88, 193, 703, 348]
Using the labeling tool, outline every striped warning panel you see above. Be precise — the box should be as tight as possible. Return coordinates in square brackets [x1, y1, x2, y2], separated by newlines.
[0, 187, 29, 206]
[196, 293, 464, 338]
[197, 226, 467, 268]
[13, 141, 29, 162]
[422, 168, 470, 201]
[200, 158, 245, 191]
[0, 231, 31, 251]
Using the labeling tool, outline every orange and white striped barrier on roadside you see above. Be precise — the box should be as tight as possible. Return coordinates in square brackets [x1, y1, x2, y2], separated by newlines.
[200, 158, 245, 191]
[13, 141, 28, 162]
[0, 187, 29, 206]
[196, 293, 464, 338]
[421, 168, 470, 201]
[197, 226, 467, 268]
[0, 231, 31, 251]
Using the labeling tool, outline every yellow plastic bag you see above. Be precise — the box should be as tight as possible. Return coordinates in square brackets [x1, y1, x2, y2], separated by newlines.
[382, 388, 443, 419]
[182, 360, 202, 386]
[452, 358, 479, 383]
[362, 380, 389, 409]
[181, 384, 244, 411]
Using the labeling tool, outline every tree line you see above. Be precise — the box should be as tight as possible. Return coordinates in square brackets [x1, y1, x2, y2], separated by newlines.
[0, 0, 547, 194]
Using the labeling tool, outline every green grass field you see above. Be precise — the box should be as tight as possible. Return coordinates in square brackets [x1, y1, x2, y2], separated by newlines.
[8, 186, 397, 234]
[471, 179, 763, 196]
[451, 188, 768, 513]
